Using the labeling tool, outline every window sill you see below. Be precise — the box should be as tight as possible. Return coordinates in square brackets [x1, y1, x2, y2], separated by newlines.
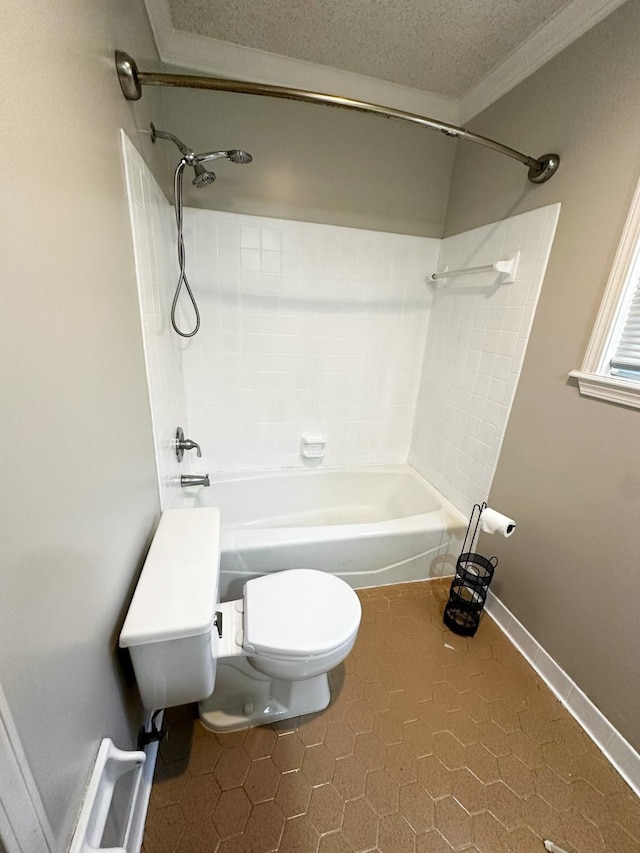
[569, 369, 640, 410]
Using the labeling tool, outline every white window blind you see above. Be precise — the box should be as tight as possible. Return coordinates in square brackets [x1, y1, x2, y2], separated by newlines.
[610, 271, 640, 378]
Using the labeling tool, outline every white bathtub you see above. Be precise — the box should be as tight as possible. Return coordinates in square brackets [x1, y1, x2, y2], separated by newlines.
[195, 464, 467, 600]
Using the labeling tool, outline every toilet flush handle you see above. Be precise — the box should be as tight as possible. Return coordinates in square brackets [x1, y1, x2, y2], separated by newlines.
[213, 611, 223, 639]
[175, 426, 202, 461]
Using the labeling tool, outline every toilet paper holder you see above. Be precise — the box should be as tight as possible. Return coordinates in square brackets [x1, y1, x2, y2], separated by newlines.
[444, 502, 498, 637]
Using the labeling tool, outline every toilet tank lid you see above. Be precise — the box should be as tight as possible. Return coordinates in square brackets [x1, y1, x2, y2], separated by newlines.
[120, 508, 220, 648]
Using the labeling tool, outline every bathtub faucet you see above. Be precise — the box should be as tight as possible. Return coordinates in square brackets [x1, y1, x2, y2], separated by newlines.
[180, 474, 210, 488]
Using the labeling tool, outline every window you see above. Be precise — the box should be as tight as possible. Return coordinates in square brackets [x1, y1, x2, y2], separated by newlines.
[570, 176, 640, 409]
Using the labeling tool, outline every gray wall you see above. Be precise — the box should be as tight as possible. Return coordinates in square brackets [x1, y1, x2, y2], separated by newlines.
[161, 86, 455, 237]
[0, 0, 168, 847]
[445, 0, 640, 749]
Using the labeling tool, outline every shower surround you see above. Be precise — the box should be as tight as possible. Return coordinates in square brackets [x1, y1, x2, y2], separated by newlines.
[181, 209, 438, 472]
[410, 204, 561, 515]
[121, 132, 559, 517]
[121, 132, 188, 510]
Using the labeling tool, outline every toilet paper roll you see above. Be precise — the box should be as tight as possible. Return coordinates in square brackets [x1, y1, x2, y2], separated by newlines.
[480, 507, 516, 537]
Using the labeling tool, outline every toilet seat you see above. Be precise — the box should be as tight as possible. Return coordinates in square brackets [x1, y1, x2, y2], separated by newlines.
[243, 569, 361, 658]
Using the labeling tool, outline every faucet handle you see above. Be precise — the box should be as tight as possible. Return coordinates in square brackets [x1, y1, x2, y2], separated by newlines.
[183, 439, 202, 457]
[175, 427, 203, 462]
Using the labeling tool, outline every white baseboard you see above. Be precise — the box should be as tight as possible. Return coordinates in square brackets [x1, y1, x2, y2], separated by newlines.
[485, 590, 640, 798]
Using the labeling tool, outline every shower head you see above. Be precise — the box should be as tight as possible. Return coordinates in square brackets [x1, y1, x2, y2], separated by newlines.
[228, 150, 253, 164]
[192, 162, 216, 188]
[150, 125, 252, 178]
[195, 149, 253, 165]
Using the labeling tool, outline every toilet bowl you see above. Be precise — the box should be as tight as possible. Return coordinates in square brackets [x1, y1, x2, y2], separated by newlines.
[120, 508, 361, 731]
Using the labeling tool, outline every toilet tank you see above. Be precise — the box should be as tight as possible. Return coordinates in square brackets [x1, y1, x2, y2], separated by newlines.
[120, 508, 220, 709]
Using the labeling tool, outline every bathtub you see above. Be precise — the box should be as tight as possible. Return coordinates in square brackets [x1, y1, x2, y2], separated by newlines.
[195, 464, 467, 600]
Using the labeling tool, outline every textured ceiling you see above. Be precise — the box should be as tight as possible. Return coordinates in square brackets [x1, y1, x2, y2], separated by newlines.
[168, 0, 573, 97]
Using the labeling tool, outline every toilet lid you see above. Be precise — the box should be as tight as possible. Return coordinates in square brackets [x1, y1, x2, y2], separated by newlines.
[243, 569, 361, 658]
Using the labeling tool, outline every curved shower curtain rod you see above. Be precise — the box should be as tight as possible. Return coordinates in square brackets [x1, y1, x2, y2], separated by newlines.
[115, 51, 559, 184]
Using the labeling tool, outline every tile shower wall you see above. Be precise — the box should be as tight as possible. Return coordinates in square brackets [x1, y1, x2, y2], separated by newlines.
[121, 132, 190, 510]
[181, 210, 439, 471]
[122, 138, 559, 513]
[409, 204, 561, 517]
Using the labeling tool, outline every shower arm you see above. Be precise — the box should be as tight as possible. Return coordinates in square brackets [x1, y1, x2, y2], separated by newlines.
[150, 124, 195, 160]
[116, 51, 559, 184]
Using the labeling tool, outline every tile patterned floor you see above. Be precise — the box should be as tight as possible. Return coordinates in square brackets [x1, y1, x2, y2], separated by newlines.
[143, 580, 640, 853]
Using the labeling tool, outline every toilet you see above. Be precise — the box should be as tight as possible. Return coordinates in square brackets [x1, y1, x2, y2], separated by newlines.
[119, 507, 361, 731]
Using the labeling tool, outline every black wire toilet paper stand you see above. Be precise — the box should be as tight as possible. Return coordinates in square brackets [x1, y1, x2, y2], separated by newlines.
[443, 502, 498, 637]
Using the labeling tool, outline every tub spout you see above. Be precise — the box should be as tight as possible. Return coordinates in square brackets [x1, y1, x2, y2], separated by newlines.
[180, 474, 210, 488]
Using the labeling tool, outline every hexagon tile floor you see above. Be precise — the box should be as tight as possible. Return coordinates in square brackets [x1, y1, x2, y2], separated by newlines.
[143, 579, 640, 853]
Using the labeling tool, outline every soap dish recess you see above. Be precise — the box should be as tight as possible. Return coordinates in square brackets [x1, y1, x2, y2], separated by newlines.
[300, 436, 327, 459]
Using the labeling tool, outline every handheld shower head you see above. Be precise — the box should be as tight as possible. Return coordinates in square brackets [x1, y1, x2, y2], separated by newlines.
[192, 162, 216, 188]
[152, 124, 253, 337]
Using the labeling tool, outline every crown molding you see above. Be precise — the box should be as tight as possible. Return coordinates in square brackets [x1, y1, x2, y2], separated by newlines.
[145, 0, 626, 130]
[143, 0, 460, 124]
[459, 0, 629, 122]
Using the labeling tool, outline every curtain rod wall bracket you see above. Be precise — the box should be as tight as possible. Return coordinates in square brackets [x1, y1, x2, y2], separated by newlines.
[116, 51, 142, 100]
[527, 154, 560, 183]
[115, 51, 559, 184]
